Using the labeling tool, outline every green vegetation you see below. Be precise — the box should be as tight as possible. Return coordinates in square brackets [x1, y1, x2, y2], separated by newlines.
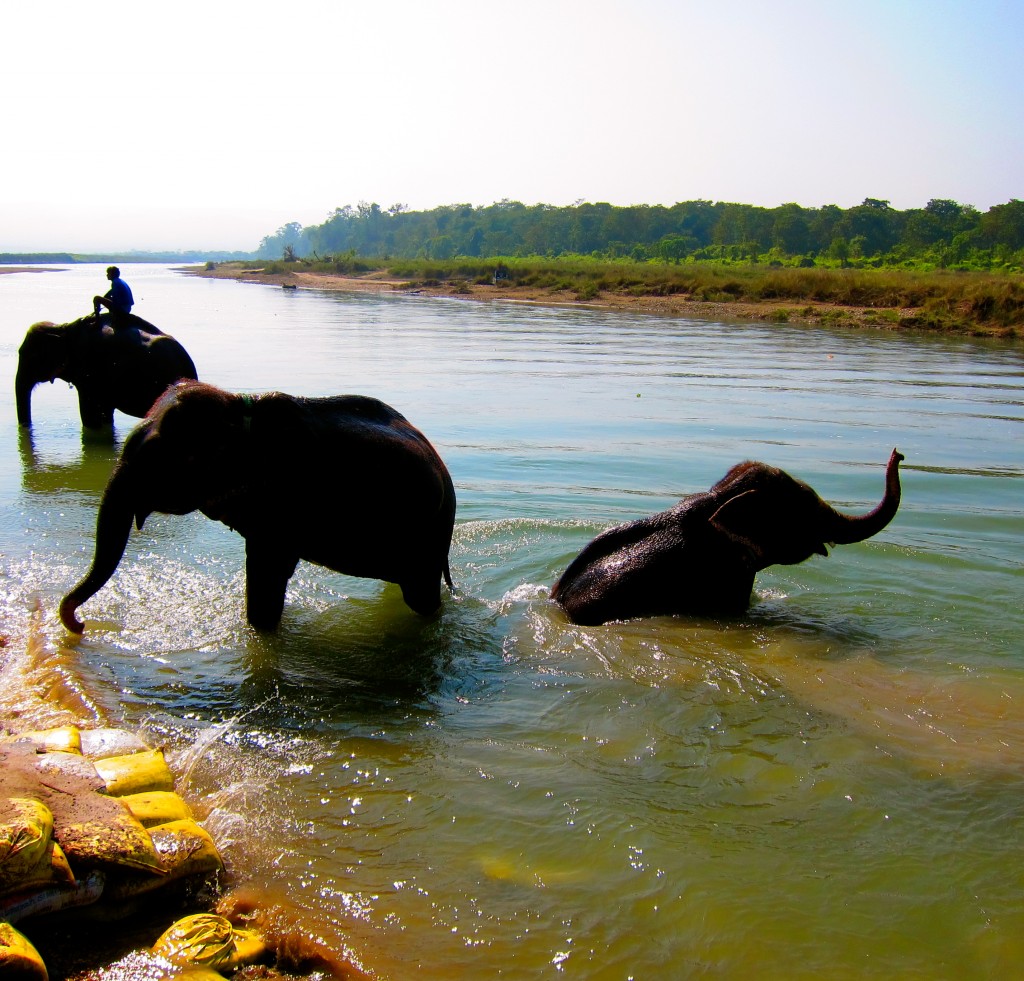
[0, 252, 81, 264]
[247, 254, 1023, 338]
[258, 198, 1024, 274]
[1, 250, 254, 265]
[249, 197, 1024, 338]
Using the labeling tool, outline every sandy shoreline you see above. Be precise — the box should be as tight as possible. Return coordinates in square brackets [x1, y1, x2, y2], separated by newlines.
[0, 266, 63, 275]
[180, 263, 920, 332]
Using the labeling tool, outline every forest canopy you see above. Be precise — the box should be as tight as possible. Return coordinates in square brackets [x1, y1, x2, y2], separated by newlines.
[257, 198, 1024, 271]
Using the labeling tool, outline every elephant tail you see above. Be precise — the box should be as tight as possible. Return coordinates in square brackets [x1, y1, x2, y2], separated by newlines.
[443, 562, 455, 595]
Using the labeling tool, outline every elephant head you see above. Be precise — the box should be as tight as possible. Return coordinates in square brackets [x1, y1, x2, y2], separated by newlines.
[61, 379, 457, 633]
[704, 447, 904, 570]
[551, 449, 904, 625]
[59, 381, 257, 631]
[16, 320, 74, 426]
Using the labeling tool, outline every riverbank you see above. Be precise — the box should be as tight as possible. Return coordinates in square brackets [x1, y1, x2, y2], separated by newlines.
[182, 262, 1022, 339]
[0, 605, 367, 980]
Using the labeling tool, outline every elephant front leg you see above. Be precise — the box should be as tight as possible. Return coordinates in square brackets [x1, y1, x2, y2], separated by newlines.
[78, 389, 115, 429]
[244, 538, 299, 630]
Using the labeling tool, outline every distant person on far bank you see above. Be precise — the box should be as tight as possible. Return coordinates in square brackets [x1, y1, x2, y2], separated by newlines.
[93, 266, 134, 326]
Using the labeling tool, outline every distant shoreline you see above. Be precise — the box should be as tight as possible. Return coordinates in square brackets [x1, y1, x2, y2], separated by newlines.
[180, 262, 1019, 340]
[0, 266, 63, 275]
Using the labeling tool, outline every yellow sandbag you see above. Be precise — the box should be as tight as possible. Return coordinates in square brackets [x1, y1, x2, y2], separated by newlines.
[0, 839, 76, 898]
[152, 912, 233, 967]
[151, 913, 267, 970]
[56, 802, 165, 876]
[149, 819, 222, 880]
[94, 749, 175, 796]
[104, 818, 222, 902]
[119, 790, 194, 828]
[47, 840, 75, 887]
[0, 921, 48, 981]
[227, 927, 268, 968]
[3, 725, 81, 755]
[0, 798, 54, 892]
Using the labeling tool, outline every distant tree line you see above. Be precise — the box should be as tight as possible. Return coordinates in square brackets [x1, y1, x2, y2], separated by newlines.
[257, 198, 1024, 271]
[1, 250, 255, 265]
[0, 252, 81, 264]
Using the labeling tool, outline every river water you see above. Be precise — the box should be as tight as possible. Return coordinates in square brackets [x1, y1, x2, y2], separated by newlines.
[1, 264, 1022, 979]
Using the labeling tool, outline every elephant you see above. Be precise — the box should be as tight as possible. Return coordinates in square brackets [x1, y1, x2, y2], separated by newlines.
[551, 448, 904, 626]
[60, 379, 457, 633]
[16, 313, 198, 429]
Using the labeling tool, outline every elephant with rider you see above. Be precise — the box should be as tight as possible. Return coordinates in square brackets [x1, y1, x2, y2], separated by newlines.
[16, 313, 198, 429]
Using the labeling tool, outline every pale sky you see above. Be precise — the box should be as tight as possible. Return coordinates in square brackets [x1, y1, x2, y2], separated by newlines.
[3, 0, 1021, 253]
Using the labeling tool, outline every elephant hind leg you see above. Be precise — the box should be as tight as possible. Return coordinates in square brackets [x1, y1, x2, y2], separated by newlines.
[399, 575, 443, 616]
[245, 540, 299, 630]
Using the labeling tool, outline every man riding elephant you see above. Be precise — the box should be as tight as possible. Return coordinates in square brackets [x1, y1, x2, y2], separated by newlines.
[93, 266, 134, 327]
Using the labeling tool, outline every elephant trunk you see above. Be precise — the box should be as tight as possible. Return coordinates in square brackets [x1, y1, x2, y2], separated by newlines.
[826, 448, 904, 546]
[60, 465, 136, 633]
[15, 368, 37, 427]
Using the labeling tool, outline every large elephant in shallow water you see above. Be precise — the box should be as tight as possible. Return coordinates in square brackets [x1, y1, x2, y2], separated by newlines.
[60, 380, 457, 632]
[16, 314, 198, 429]
[551, 449, 904, 626]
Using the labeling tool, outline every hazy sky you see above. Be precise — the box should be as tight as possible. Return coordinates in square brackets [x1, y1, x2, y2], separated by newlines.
[4, 0, 1021, 252]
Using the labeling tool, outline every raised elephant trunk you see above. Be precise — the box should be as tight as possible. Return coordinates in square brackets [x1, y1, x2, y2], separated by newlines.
[60, 465, 137, 633]
[15, 369, 37, 427]
[825, 448, 904, 545]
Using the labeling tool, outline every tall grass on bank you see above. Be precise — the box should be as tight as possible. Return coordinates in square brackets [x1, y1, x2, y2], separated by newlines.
[250, 255, 1024, 336]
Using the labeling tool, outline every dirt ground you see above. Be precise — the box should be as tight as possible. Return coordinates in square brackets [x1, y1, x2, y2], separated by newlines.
[0, 266, 62, 275]
[181, 263, 915, 332]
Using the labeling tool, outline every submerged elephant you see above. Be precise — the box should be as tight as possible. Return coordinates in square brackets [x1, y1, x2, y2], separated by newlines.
[60, 380, 457, 632]
[551, 449, 904, 626]
[16, 314, 198, 429]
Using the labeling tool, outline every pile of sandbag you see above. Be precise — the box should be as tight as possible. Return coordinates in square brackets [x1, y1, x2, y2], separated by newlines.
[0, 725, 265, 979]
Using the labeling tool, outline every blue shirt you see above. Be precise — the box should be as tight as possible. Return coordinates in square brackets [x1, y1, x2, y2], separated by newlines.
[106, 277, 134, 314]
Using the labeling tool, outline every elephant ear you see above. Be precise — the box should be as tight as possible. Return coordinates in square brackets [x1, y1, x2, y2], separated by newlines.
[29, 324, 70, 375]
[707, 489, 768, 566]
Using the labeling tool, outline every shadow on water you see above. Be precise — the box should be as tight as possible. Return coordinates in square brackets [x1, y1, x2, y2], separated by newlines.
[70, 571, 512, 739]
[237, 591, 501, 728]
[18, 424, 121, 497]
